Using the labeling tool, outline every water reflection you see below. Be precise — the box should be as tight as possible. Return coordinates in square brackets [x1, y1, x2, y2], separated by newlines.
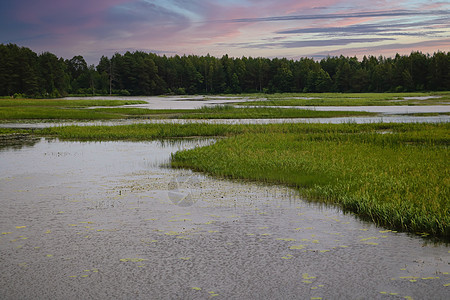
[0, 139, 448, 299]
[244, 105, 450, 114]
[0, 134, 40, 151]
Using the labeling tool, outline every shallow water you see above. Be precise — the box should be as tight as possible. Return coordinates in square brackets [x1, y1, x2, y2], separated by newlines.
[246, 105, 450, 114]
[64, 95, 251, 110]
[68, 95, 450, 114]
[1, 139, 449, 299]
[1, 95, 448, 129]
[1, 115, 449, 130]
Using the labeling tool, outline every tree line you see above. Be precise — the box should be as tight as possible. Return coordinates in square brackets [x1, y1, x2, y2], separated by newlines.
[1, 43, 449, 98]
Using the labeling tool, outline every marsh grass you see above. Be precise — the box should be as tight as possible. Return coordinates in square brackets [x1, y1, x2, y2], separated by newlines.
[0, 99, 148, 120]
[170, 122, 449, 238]
[0, 98, 375, 121]
[400, 112, 450, 117]
[39, 123, 245, 141]
[178, 105, 375, 119]
[0, 107, 122, 120]
[0, 99, 147, 107]
[236, 92, 450, 106]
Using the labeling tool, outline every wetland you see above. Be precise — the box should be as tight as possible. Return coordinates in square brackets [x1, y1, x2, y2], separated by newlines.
[1, 138, 449, 299]
[1, 93, 449, 299]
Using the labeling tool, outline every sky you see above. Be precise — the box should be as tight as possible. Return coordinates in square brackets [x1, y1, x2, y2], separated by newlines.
[1, 0, 449, 65]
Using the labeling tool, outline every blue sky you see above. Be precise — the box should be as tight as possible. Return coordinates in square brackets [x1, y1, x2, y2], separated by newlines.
[1, 0, 449, 64]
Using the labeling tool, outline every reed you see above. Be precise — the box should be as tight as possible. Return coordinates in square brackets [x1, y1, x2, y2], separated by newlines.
[178, 105, 374, 119]
[40, 123, 245, 140]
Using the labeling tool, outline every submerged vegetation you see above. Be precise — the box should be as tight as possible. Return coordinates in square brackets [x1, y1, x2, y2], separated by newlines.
[10, 122, 446, 239]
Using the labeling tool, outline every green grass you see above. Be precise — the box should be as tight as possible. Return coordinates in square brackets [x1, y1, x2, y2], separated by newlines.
[170, 122, 449, 239]
[0, 99, 147, 107]
[0, 107, 124, 120]
[0, 98, 149, 120]
[0, 105, 374, 121]
[38, 123, 245, 141]
[235, 92, 450, 106]
[399, 112, 450, 117]
[177, 105, 375, 119]
[0, 98, 375, 121]
[0, 128, 30, 134]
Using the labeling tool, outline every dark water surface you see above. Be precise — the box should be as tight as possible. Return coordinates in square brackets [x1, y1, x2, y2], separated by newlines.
[1, 139, 449, 299]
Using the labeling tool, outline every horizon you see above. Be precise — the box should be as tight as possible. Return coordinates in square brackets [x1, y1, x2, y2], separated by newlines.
[1, 0, 449, 65]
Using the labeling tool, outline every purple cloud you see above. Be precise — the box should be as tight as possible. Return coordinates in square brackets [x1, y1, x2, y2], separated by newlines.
[276, 18, 449, 35]
[221, 9, 449, 23]
[219, 37, 396, 49]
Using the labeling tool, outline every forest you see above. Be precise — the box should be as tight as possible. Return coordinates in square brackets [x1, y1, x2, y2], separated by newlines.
[0, 43, 449, 98]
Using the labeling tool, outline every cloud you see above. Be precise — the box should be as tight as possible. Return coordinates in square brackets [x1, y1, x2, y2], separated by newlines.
[276, 38, 396, 48]
[100, 1, 190, 39]
[0, 0, 131, 42]
[219, 9, 449, 24]
[309, 38, 450, 58]
[220, 37, 396, 49]
[275, 17, 450, 37]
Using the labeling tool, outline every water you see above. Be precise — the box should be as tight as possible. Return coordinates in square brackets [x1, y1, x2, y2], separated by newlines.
[60, 95, 449, 114]
[64, 95, 251, 110]
[1, 139, 448, 299]
[1, 116, 449, 130]
[1, 95, 448, 129]
[246, 105, 450, 114]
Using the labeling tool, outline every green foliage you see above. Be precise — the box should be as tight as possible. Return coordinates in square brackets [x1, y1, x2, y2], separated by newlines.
[13, 93, 25, 99]
[1, 44, 449, 97]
